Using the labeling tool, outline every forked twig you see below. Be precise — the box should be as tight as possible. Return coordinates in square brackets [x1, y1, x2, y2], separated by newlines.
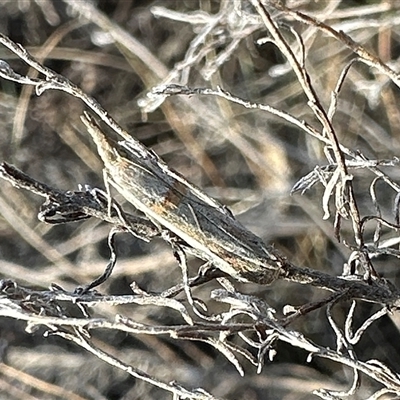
[1, 8, 400, 396]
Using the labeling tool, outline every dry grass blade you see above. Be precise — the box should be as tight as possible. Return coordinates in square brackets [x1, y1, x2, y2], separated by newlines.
[1, 1, 400, 399]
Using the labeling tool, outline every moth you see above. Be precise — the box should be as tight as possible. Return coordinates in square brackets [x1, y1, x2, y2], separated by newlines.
[81, 112, 282, 285]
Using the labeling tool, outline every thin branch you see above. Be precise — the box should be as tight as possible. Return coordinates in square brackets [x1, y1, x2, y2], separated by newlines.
[268, 0, 400, 88]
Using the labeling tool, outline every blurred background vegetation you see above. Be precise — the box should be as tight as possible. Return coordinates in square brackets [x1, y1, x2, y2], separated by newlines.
[1, 1, 400, 399]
